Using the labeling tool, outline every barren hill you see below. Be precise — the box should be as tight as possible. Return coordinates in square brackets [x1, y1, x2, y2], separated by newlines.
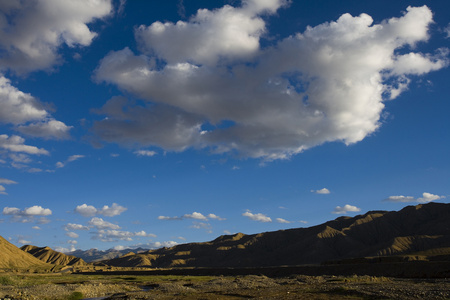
[0, 236, 50, 269]
[68, 247, 149, 263]
[103, 203, 450, 268]
[21, 245, 88, 266]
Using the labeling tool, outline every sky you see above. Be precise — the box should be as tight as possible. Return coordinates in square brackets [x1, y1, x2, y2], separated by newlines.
[0, 0, 449, 253]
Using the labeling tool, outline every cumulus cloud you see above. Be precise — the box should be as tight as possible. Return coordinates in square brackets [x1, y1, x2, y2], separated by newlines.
[2, 205, 52, 223]
[98, 203, 128, 217]
[88, 217, 120, 230]
[332, 204, 361, 214]
[3, 205, 52, 216]
[384, 192, 445, 203]
[74, 203, 127, 217]
[93, 229, 156, 242]
[93, 4, 448, 161]
[158, 211, 225, 221]
[0, 0, 113, 74]
[64, 223, 89, 231]
[312, 188, 330, 194]
[242, 210, 272, 222]
[0, 72, 71, 142]
[75, 204, 98, 217]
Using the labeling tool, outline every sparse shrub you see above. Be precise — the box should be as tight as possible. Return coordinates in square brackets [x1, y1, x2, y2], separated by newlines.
[67, 291, 83, 300]
[0, 275, 16, 285]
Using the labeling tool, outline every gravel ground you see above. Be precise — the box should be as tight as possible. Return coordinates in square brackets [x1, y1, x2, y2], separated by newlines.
[1, 274, 450, 299]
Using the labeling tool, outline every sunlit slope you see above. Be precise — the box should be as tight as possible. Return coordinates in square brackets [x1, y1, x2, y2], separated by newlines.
[0, 236, 50, 269]
[102, 202, 450, 268]
[21, 245, 88, 266]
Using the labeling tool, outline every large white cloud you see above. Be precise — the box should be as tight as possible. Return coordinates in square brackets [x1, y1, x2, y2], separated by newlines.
[94, 4, 448, 161]
[0, 0, 113, 149]
[0, 0, 113, 73]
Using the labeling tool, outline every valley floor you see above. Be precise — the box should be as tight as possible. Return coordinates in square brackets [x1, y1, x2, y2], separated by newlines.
[1, 273, 450, 300]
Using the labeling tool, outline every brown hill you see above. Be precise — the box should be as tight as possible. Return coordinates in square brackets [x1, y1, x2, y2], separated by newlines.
[21, 245, 88, 266]
[102, 202, 450, 268]
[0, 236, 50, 269]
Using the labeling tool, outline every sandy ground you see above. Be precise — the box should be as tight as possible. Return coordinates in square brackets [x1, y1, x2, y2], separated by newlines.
[1, 274, 450, 300]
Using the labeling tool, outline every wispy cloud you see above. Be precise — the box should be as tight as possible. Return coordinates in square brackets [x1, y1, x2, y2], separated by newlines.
[56, 154, 85, 168]
[384, 192, 445, 203]
[158, 211, 226, 221]
[134, 150, 157, 157]
[311, 188, 330, 194]
[242, 210, 272, 222]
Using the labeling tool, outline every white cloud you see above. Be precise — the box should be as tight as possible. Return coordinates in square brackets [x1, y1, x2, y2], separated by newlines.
[158, 212, 225, 221]
[32, 226, 41, 230]
[3, 205, 52, 216]
[23, 206, 52, 216]
[54, 245, 76, 253]
[66, 232, 79, 239]
[68, 240, 78, 245]
[94, 5, 448, 161]
[0, 178, 17, 185]
[75, 204, 98, 217]
[276, 218, 292, 224]
[0, 0, 113, 74]
[2, 205, 52, 223]
[384, 192, 445, 203]
[98, 203, 127, 217]
[312, 188, 330, 194]
[56, 154, 85, 168]
[134, 150, 157, 157]
[184, 212, 208, 220]
[75, 203, 127, 217]
[0, 76, 48, 124]
[150, 241, 178, 249]
[93, 229, 156, 242]
[207, 213, 226, 221]
[0, 185, 6, 195]
[0, 134, 49, 155]
[0, 75, 71, 141]
[332, 204, 361, 214]
[242, 210, 272, 222]
[88, 217, 120, 230]
[17, 119, 72, 140]
[18, 239, 31, 245]
[64, 223, 89, 231]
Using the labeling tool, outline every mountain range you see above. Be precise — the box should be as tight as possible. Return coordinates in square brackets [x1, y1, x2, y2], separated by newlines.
[2, 202, 450, 271]
[102, 202, 450, 268]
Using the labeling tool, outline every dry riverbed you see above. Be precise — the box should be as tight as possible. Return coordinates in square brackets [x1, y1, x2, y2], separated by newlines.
[1, 273, 450, 299]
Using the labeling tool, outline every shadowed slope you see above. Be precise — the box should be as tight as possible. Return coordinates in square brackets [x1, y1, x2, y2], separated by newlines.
[102, 203, 450, 268]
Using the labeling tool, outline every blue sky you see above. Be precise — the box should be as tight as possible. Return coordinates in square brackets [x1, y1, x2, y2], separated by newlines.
[1, 0, 449, 252]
